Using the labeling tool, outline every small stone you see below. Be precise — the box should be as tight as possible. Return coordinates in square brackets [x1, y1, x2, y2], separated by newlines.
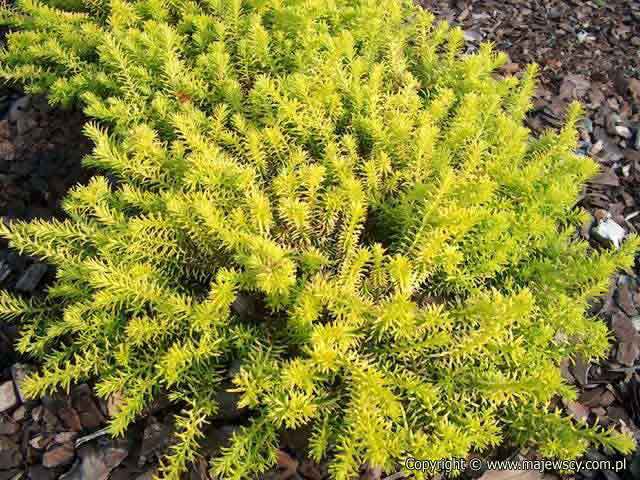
[43, 442, 76, 468]
[0, 381, 18, 412]
[0, 437, 23, 469]
[15, 263, 48, 292]
[616, 125, 633, 139]
[592, 217, 626, 248]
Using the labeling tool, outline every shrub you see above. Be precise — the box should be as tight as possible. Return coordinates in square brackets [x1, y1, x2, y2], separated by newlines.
[0, 0, 637, 478]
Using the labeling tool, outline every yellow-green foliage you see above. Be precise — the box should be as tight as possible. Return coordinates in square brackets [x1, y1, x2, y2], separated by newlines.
[0, 0, 638, 478]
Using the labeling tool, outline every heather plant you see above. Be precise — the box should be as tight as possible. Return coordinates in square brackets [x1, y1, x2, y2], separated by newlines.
[0, 0, 637, 478]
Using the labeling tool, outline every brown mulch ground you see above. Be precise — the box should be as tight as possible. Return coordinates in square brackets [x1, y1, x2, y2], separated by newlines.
[2, 1, 640, 480]
[420, 0, 640, 91]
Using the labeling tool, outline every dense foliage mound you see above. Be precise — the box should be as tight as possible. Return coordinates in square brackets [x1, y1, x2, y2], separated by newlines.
[0, 0, 638, 478]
